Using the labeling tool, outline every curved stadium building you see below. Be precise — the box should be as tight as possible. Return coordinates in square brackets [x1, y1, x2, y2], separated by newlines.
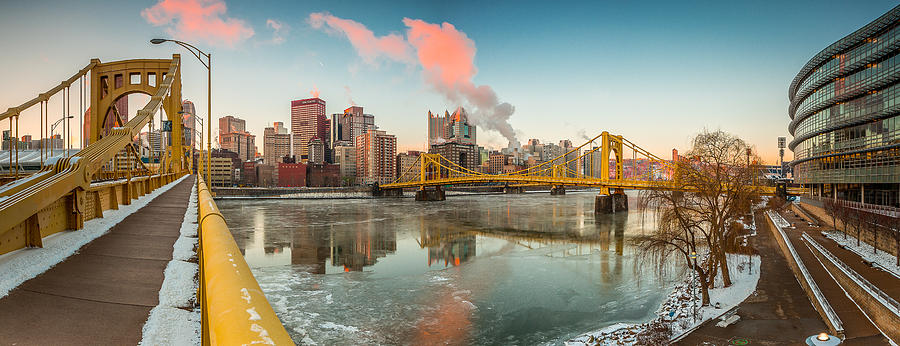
[789, 5, 900, 207]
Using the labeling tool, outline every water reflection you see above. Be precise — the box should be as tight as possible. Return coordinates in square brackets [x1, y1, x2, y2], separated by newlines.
[218, 192, 667, 345]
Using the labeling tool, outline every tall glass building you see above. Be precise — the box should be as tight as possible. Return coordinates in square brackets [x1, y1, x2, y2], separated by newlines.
[789, 5, 900, 207]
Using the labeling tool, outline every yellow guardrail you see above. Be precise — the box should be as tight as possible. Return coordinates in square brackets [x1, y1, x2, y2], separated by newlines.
[196, 175, 294, 345]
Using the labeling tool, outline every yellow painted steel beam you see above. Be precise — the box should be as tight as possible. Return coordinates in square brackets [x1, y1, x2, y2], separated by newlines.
[0, 56, 186, 244]
[196, 176, 294, 345]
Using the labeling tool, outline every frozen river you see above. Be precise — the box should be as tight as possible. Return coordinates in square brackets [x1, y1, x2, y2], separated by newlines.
[218, 191, 676, 345]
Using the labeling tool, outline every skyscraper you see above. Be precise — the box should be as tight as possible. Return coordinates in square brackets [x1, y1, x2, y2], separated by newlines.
[344, 106, 375, 147]
[356, 129, 397, 185]
[308, 137, 325, 164]
[218, 115, 245, 135]
[427, 110, 451, 145]
[263, 122, 291, 165]
[428, 107, 476, 146]
[181, 100, 195, 147]
[218, 115, 255, 162]
[291, 98, 327, 162]
[334, 145, 357, 184]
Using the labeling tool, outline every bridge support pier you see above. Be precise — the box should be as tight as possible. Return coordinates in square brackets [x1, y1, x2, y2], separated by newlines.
[504, 186, 523, 194]
[382, 188, 403, 197]
[550, 185, 566, 195]
[595, 193, 628, 214]
[371, 184, 403, 197]
[416, 187, 445, 201]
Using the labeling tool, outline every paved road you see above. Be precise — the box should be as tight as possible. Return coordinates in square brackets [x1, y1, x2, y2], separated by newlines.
[0, 177, 194, 345]
[677, 210, 826, 346]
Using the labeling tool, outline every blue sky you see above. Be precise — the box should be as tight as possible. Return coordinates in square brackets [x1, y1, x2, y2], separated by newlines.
[1, 0, 897, 163]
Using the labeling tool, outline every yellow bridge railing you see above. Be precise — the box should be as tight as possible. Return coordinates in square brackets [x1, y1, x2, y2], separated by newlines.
[196, 175, 294, 345]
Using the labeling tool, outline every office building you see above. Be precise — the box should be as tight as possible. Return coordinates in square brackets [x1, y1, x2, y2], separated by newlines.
[291, 98, 327, 161]
[264, 122, 291, 165]
[396, 150, 421, 180]
[428, 107, 476, 146]
[429, 142, 477, 172]
[788, 5, 900, 206]
[276, 162, 307, 187]
[308, 137, 325, 164]
[334, 145, 357, 185]
[220, 131, 255, 162]
[218, 115, 255, 162]
[356, 129, 397, 185]
[307, 163, 341, 187]
[181, 100, 195, 147]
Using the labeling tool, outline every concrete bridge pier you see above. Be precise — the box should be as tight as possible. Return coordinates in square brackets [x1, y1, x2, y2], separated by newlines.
[382, 188, 403, 197]
[595, 193, 628, 214]
[504, 185, 523, 194]
[416, 186, 446, 201]
[371, 184, 403, 197]
[550, 185, 566, 195]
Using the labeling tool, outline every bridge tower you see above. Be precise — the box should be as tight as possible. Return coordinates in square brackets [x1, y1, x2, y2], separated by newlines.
[596, 131, 627, 213]
[89, 55, 185, 173]
[416, 153, 445, 201]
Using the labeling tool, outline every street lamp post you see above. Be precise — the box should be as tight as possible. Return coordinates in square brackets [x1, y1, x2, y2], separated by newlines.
[196, 116, 204, 174]
[49, 116, 74, 158]
[151, 38, 211, 184]
[689, 251, 699, 323]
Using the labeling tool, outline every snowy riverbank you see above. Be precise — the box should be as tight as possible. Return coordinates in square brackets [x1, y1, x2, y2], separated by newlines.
[566, 253, 761, 345]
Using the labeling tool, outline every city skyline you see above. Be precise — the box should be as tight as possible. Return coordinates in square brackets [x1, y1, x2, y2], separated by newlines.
[2, 0, 899, 163]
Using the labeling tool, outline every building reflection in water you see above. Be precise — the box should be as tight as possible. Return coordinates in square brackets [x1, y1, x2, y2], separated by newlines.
[281, 195, 630, 275]
[419, 220, 477, 267]
[290, 208, 397, 273]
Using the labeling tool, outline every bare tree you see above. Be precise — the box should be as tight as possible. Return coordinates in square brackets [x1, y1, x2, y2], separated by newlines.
[835, 202, 850, 240]
[851, 208, 864, 247]
[861, 210, 880, 254]
[880, 213, 900, 266]
[824, 199, 840, 235]
[634, 189, 714, 305]
[633, 130, 763, 303]
[678, 130, 763, 287]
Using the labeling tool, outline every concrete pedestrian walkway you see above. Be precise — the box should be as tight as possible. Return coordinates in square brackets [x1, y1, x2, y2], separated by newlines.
[787, 205, 900, 302]
[780, 208, 895, 344]
[677, 210, 826, 345]
[0, 177, 195, 345]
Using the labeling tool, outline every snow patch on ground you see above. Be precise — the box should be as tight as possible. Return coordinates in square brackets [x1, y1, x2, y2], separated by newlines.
[767, 210, 791, 229]
[822, 230, 900, 279]
[139, 306, 200, 345]
[140, 180, 200, 345]
[0, 175, 189, 299]
[566, 254, 761, 345]
[157, 260, 199, 308]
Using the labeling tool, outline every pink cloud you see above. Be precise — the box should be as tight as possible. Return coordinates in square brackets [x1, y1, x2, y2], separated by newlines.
[142, 0, 254, 48]
[308, 12, 414, 64]
[402, 18, 517, 145]
[266, 19, 288, 44]
[308, 13, 518, 146]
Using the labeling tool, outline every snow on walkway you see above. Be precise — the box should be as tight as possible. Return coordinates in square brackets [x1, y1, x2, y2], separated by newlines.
[140, 181, 201, 345]
[822, 230, 900, 279]
[566, 253, 761, 345]
[0, 175, 189, 299]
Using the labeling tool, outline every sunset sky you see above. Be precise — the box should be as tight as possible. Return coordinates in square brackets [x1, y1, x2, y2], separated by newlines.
[1, 0, 898, 163]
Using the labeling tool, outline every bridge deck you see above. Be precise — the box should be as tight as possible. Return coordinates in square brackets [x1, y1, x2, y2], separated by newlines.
[0, 177, 194, 345]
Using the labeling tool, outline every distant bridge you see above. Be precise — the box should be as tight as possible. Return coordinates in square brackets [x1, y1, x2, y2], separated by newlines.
[382, 132, 801, 207]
